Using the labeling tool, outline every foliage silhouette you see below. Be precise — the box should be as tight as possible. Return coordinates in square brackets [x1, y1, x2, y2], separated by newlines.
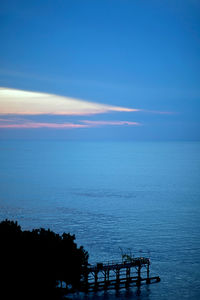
[0, 219, 88, 299]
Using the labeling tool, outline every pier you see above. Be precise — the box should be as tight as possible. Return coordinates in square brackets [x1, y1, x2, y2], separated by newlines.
[81, 257, 160, 292]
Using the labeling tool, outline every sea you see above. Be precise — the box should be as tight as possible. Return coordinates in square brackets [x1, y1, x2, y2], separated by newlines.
[0, 140, 200, 299]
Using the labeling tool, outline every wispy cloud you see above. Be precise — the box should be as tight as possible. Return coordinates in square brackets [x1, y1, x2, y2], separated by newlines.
[0, 119, 141, 129]
[0, 122, 89, 129]
[82, 120, 141, 126]
[0, 87, 139, 116]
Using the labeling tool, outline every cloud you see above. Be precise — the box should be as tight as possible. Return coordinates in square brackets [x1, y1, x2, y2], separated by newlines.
[0, 122, 89, 129]
[82, 120, 141, 126]
[0, 87, 139, 116]
[0, 119, 141, 129]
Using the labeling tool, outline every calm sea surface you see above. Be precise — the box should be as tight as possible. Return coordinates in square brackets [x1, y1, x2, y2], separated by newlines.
[0, 140, 200, 299]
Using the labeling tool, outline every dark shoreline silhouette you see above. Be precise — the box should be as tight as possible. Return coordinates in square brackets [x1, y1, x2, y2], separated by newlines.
[0, 219, 89, 300]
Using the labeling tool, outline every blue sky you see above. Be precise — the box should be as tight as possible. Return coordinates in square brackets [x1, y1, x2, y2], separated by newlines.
[0, 0, 200, 140]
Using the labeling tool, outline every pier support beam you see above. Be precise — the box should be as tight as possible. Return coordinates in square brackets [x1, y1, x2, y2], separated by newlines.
[146, 262, 150, 284]
[136, 265, 141, 286]
[125, 267, 130, 288]
[115, 269, 120, 289]
[103, 270, 110, 289]
[94, 270, 98, 291]
[84, 271, 89, 292]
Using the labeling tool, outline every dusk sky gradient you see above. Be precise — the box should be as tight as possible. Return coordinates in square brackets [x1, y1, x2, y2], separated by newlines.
[0, 0, 200, 140]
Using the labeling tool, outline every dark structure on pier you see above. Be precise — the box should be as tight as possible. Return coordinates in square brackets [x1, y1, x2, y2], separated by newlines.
[81, 257, 160, 292]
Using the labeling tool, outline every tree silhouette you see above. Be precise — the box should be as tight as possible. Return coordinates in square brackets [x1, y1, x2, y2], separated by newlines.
[0, 219, 88, 299]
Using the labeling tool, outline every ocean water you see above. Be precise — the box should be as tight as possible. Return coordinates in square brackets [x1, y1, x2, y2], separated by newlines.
[0, 140, 200, 299]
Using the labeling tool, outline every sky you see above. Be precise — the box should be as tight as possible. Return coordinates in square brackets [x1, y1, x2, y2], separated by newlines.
[0, 0, 200, 140]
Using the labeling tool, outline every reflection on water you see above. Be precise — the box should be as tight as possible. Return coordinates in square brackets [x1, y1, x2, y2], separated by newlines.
[66, 283, 151, 299]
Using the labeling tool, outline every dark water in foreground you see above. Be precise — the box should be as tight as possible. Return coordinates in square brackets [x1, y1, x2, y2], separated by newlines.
[0, 141, 200, 299]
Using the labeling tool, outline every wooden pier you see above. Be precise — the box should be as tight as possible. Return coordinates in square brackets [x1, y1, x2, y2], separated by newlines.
[81, 257, 160, 292]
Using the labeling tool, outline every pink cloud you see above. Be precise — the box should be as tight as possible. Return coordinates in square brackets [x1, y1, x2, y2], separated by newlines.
[0, 122, 89, 129]
[0, 119, 141, 129]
